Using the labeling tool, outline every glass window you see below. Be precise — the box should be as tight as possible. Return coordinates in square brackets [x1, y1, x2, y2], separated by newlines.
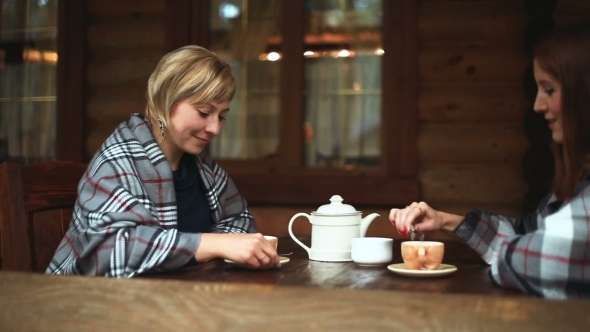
[0, 0, 58, 164]
[208, 0, 282, 160]
[196, 0, 418, 205]
[207, 0, 382, 169]
[304, 0, 382, 169]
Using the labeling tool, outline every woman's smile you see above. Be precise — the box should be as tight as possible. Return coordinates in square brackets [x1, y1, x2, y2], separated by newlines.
[195, 136, 209, 144]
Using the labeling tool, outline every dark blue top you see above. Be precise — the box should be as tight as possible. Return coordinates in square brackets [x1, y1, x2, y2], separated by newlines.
[173, 153, 213, 234]
[173, 154, 213, 267]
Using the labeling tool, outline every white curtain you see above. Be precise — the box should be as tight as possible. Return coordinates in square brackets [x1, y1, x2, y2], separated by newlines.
[305, 55, 381, 167]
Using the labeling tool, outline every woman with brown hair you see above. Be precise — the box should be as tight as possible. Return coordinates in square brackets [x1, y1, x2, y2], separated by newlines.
[390, 21, 590, 299]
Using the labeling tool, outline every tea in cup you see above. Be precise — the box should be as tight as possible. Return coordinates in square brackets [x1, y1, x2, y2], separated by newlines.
[401, 241, 444, 270]
[264, 235, 278, 250]
[351, 237, 393, 265]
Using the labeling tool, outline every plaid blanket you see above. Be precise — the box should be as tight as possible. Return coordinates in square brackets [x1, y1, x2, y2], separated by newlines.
[46, 114, 256, 277]
[456, 175, 590, 299]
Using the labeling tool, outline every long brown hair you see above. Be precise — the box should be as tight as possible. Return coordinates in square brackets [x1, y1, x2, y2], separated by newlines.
[534, 21, 590, 200]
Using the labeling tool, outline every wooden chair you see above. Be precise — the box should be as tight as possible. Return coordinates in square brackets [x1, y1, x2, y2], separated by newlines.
[0, 161, 86, 272]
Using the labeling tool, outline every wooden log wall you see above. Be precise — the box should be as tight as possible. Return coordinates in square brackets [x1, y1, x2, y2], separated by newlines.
[86, 0, 166, 154]
[83, 0, 590, 241]
[417, 0, 529, 221]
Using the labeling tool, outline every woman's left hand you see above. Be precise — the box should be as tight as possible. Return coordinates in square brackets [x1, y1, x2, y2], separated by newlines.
[196, 233, 280, 269]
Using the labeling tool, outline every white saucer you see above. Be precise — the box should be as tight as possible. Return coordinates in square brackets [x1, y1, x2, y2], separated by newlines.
[224, 256, 290, 267]
[387, 263, 457, 278]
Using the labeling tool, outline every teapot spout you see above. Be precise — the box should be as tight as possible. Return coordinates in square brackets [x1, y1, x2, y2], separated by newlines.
[360, 213, 380, 237]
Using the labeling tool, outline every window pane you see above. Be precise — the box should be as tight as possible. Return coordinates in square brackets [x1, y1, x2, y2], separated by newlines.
[304, 0, 382, 169]
[1, 0, 26, 38]
[0, 0, 58, 164]
[208, 0, 282, 159]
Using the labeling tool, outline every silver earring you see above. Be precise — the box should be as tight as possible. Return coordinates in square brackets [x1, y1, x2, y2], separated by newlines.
[158, 120, 166, 139]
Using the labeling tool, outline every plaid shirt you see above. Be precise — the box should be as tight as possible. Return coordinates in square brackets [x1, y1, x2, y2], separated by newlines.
[46, 114, 256, 277]
[456, 175, 590, 299]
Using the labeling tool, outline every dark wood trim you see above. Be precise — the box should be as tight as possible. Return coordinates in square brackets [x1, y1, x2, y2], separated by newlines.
[191, 0, 210, 47]
[56, 0, 86, 162]
[279, 0, 305, 169]
[400, 0, 419, 177]
[165, 0, 193, 51]
[0, 162, 31, 271]
[382, 0, 418, 178]
[165, 1, 211, 50]
[21, 161, 87, 214]
[0, 161, 86, 271]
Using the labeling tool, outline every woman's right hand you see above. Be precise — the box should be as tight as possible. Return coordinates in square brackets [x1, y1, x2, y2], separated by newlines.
[389, 202, 464, 238]
[196, 233, 279, 269]
[388, 201, 443, 238]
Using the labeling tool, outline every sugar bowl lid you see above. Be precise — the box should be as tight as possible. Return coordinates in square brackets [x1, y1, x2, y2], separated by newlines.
[314, 195, 360, 215]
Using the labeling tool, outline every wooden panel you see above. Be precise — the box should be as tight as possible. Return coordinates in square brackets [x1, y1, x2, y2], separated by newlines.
[89, 85, 146, 100]
[21, 162, 86, 213]
[420, 45, 528, 82]
[88, 49, 165, 62]
[87, 0, 165, 18]
[1, 161, 85, 272]
[382, 0, 419, 177]
[85, 0, 166, 158]
[88, 57, 160, 87]
[86, 119, 127, 137]
[86, 130, 112, 159]
[88, 19, 165, 51]
[418, 123, 528, 163]
[553, 14, 587, 27]
[430, 203, 524, 219]
[420, 2, 526, 45]
[554, 0, 590, 26]
[420, 163, 527, 205]
[231, 174, 420, 207]
[87, 99, 144, 120]
[419, 85, 528, 123]
[87, 100, 144, 132]
[0, 163, 30, 271]
[31, 209, 72, 273]
[554, 0, 590, 17]
[86, 85, 145, 133]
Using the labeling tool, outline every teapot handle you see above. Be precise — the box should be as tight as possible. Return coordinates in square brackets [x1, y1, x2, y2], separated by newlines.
[288, 213, 311, 255]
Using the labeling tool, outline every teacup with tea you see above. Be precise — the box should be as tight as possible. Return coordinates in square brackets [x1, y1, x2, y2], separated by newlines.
[401, 241, 444, 270]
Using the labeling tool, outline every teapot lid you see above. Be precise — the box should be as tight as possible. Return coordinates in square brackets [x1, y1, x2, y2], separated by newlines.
[314, 195, 359, 215]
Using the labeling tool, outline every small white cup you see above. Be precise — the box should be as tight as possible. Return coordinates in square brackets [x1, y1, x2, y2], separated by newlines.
[351, 237, 393, 266]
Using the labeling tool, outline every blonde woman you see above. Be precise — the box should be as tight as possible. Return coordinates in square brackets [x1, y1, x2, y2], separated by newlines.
[47, 46, 278, 277]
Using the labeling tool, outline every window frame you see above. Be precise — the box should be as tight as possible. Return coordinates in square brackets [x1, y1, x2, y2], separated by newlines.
[169, 0, 419, 207]
[56, 0, 87, 162]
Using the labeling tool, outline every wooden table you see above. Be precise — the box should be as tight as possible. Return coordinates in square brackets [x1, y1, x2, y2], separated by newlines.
[0, 271, 588, 331]
[144, 237, 522, 297]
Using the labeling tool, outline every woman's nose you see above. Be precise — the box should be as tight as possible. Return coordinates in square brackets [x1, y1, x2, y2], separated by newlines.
[533, 96, 545, 113]
[206, 119, 221, 135]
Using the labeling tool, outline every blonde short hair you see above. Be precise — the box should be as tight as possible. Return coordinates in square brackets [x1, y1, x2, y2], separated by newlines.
[145, 45, 236, 126]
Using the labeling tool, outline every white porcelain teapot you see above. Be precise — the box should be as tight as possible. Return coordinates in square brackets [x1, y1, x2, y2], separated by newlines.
[288, 195, 380, 262]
